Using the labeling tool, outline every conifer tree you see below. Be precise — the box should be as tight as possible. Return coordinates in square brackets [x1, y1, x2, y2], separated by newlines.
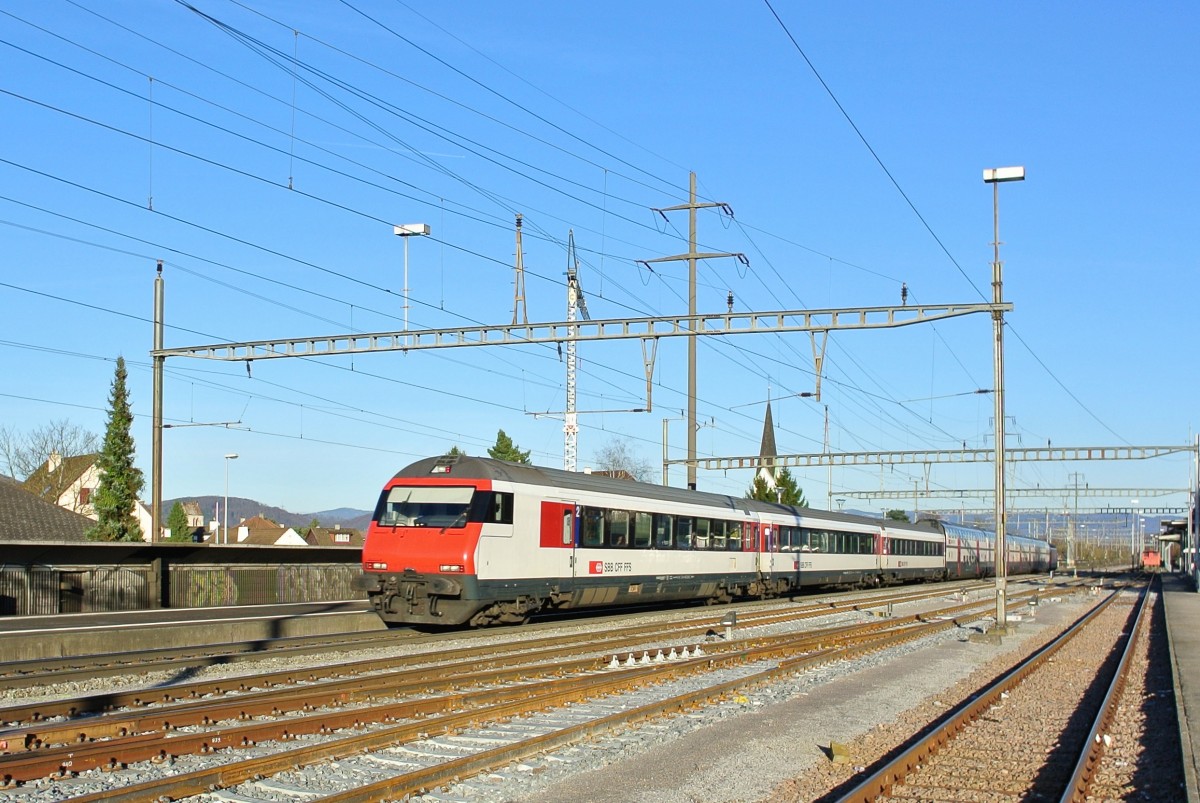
[487, 429, 531, 464]
[166, 501, 191, 541]
[87, 357, 145, 542]
[746, 467, 807, 507]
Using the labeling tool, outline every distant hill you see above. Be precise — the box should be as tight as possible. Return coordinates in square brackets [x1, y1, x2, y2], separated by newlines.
[162, 496, 372, 532]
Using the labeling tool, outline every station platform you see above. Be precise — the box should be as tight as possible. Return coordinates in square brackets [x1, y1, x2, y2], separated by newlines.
[1162, 572, 1200, 801]
[0, 600, 385, 661]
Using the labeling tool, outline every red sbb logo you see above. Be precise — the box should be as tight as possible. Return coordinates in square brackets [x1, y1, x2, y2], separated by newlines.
[589, 561, 604, 574]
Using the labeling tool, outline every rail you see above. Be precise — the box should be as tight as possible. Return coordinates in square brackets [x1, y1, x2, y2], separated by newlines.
[832, 582, 1146, 802]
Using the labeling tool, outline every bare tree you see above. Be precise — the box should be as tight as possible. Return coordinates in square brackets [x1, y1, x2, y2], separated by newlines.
[0, 419, 100, 482]
[591, 438, 654, 483]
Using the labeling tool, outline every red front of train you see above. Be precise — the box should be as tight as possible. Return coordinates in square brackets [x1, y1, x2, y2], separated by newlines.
[358, 461, 492, 624]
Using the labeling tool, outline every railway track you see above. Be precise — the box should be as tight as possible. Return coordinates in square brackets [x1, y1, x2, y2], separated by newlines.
[0, 628, 420, 692]
[0, 581, 1003, 695]
[0, 581, 1053, 801]
[830, 577, 1172, 802]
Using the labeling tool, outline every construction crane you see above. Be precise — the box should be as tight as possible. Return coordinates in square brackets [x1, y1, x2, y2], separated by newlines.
[564, 230, 590, 472]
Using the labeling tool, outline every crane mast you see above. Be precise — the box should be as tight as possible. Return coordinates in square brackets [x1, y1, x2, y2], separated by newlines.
[564, 231, 589, 472]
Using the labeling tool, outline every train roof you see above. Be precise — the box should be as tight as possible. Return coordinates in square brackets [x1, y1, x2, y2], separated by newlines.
[390, 455, 927, 532]
[935, 519, 1051, 546]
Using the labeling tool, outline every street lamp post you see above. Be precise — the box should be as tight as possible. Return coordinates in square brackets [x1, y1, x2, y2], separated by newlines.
[394, 223, 431, 339]
[983, 165, 1025, 632]
[223, 453, 238, 545]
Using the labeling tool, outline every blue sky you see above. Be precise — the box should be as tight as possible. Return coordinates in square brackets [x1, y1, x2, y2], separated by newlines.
[1, 1, 1196, 516]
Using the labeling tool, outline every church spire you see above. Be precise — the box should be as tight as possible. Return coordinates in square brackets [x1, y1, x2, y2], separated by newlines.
[757, 400, 778, 489]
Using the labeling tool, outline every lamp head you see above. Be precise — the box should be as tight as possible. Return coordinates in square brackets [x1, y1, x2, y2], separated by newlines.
[983, 166, 1025, 183]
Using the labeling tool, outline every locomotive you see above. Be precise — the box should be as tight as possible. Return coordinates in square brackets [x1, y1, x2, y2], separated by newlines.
[357, 455, 1056, 626]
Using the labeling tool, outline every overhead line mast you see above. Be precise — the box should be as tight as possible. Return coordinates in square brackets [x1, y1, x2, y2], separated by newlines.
[512, 214, 528, 326]
[644, 172, 745, 490]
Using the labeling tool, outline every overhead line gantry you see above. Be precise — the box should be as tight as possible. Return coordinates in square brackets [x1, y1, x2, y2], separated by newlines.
[154, 303, 1007, 361]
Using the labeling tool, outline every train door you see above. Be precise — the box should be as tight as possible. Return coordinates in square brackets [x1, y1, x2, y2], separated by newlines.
[757, 522, 775, 581]
[539, 501, 578, 579]
[875, 528, 887, 578]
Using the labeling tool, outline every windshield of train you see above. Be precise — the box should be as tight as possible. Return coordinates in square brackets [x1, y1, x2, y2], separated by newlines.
[376, 485, 475, 528]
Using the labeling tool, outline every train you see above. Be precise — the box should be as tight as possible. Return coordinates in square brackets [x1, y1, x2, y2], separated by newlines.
[357, 455, 1057, 626]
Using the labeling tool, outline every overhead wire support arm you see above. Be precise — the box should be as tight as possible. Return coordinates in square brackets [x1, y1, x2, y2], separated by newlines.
[638, 253, 749, 268]
[154, 303, 1009, 362]
[666, 444, 1194, 471]
[837, 486, 1188, 500]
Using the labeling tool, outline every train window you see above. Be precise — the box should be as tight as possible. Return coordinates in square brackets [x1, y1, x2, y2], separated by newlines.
[695, 518, 711, 550]
[654, 514, 674, 549]
[481, 492, 514, 524]
[633, 512, 653, 548]
[809, 530, 826, 553]
[726, 522, 742, 551]
[607, 510, 630, 547]
[378, 485, 474, 528]
[674, 517, 694, 549]
[712, 521, 727, 550]
[793, 528, 806, 551]
[776, 526, 790, 551]
[581, 507, 604, 548]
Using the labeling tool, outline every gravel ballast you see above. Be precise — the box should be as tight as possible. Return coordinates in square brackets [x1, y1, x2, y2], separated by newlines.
[448, 595, 1089, 803]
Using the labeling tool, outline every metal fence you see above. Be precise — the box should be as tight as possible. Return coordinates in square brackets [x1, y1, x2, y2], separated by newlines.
[168, 563, 362, 608]
[0, 543, 364, 616]
[0, 565, 153, 616]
